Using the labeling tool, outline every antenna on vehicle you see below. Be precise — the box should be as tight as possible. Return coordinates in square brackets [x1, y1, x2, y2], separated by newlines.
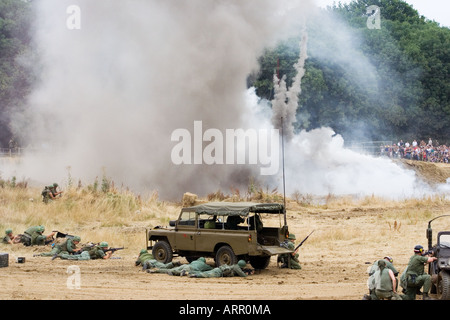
[427, 215, 450, 250]
[281, 116, 287, 227]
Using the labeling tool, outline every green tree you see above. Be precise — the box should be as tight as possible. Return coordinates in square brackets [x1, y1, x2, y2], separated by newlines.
[0, 0, 33, 148]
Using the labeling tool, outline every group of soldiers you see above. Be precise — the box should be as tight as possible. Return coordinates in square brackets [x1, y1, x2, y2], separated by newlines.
[363, 244, 438, 300]
[2, 226, 55, 246]
[135, 250, 254, 278]
[3, 228, 302, 278]
[2, 226, 117, 261]
[41, 183, 63, 204]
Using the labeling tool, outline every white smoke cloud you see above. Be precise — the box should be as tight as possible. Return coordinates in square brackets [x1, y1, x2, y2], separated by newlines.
[5, 0, 446, 201]
[6, 0, 313, 199]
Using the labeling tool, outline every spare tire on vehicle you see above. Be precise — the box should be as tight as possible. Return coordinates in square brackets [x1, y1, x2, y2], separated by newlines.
[0, 252, 9, 268]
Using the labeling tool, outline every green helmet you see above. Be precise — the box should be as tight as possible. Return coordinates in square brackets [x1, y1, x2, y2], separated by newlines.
[38, 225, 45, 233]
[5, 229, 12, 235]
[53, 183, 58, 188]
[198, 257, 206, 263]
[288, 233, 296, 240]
[72, 236, 81, 242]
[237, 260, 246, 268]
[140, 249, 147, 254]
[99, 241, 108, 247]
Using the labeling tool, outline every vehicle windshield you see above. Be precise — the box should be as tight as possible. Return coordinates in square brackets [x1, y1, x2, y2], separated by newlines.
[439, 234, 450, 248]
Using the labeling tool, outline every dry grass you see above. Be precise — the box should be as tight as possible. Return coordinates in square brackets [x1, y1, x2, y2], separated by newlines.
[0, 183, 180, 252]
[1, 180, 449, 257]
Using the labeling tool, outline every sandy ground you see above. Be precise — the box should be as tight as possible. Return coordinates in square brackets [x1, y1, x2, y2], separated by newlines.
[0, 161, 449, 307]
[1, 201, 449, 302]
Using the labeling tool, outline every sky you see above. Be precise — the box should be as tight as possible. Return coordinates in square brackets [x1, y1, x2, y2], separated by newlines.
[315, 0, 450, 28]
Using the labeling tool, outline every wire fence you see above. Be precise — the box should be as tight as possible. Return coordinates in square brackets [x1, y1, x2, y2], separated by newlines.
[0, 148, 25, 157]
[346, 141, 393, 156]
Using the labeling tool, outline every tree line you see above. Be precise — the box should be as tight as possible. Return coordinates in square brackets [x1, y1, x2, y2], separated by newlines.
[0, 0, 449, 148]
[251, 0, 450, 145]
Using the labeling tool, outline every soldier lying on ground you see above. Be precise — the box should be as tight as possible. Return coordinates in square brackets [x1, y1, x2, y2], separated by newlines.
[21, 226, 55, 246]
[189, 260, 253, 278]
[148, 257, 213, 276]
[56, 242, 115, 260]
[135, 249, 181, 270]
[2, 229, 22, 244]
[37, 236, 81, 258]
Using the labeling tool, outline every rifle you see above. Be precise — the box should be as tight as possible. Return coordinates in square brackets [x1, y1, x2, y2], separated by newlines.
[294, 230, 314, 253]
[104, 247, 125, 254]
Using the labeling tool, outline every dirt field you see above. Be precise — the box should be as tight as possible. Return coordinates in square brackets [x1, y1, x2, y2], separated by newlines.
[1, 161, 449, 303]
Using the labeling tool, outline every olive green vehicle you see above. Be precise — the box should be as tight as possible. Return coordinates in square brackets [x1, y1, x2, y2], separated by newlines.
[146, 202, 293, 269]
[427, 215, 450, 300]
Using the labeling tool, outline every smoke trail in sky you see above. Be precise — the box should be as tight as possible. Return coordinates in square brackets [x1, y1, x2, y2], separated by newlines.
[271, 26, 308, 141]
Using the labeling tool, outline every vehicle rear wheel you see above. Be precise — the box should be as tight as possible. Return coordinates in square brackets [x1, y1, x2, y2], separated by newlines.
[215, 245, 237, 267]
[440, 271, 450, 300]
[152, 241, 173, 263]
[249, 256, 271, 270]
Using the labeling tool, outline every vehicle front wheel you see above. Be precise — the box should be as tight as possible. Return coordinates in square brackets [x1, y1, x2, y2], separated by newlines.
[215, 245, 237, 267]
[152, 240, 173, 263]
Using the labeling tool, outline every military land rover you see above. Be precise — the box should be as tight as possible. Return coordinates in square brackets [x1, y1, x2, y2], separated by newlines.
[146, 202, 293, 269]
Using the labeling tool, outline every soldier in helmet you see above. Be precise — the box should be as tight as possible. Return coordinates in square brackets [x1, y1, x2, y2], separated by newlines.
[371, 260, 402, 300]
[38, 235, 81, 258]
[364, 256, 399, 300]
[135, 249, 181, 270]
[23, 225, 55, 246]
[148, 257, 212, 275]
[278, 233, 302, 269]
[42, 183, 63, 203]
[2, 229, 21, 244]
[189, 260, 253, 278]
[401, 245, 437, 300]
[58, 241, 113, 260]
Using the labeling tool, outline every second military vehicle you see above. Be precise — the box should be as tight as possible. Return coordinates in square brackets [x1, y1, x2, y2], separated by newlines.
[427, 215, 450, 300]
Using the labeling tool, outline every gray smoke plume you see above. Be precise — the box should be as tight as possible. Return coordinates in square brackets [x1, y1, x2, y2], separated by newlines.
[6, 0, 313, 199]
[271, 26, 308, 141]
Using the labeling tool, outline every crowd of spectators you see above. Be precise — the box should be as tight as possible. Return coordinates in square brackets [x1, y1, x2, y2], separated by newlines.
[380, 138, 449, 163]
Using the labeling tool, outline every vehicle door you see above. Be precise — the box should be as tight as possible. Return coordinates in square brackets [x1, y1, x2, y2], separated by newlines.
[174, 210, 197, 251]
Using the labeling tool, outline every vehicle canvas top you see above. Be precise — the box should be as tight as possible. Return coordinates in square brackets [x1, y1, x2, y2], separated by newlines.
[181, 202, 284, 216]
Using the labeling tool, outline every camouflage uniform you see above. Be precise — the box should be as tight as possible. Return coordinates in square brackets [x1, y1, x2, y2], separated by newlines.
[135, 249, 179, 270]
[151, 257, 212, 275]
[190, 260, 248, 278]
[42, 183, 60, 203]
[2, 229, 13, 244]
[24, 226, 47, 246]
[40, 237, 80, 257]
[278, 234, 301, 270]
[60, 242, 108, 260]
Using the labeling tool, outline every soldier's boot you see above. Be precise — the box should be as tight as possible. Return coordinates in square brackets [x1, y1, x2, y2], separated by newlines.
[51, 253, 59, 261]
[362, 294, 371, 300]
